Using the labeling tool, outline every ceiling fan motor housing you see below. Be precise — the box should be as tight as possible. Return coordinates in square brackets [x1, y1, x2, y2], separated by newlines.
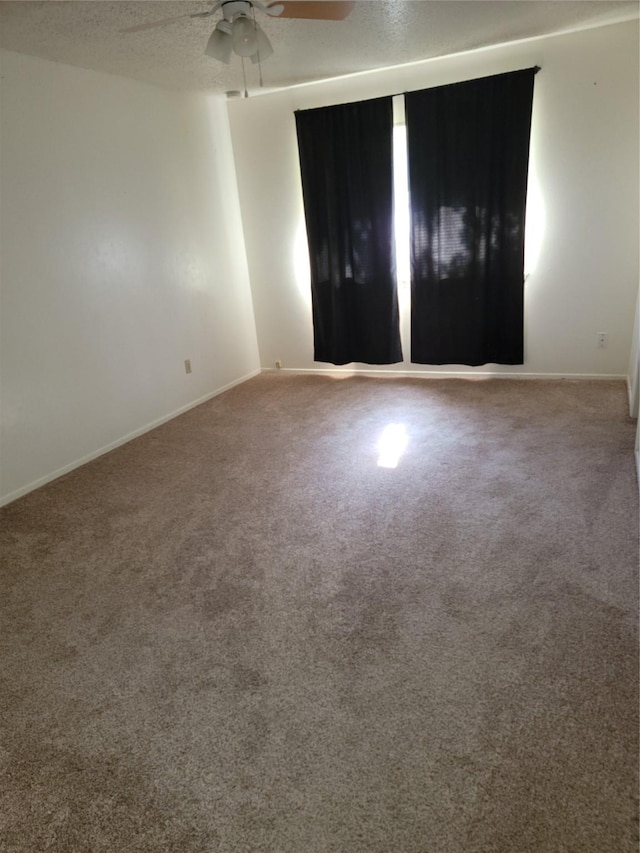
[220, 1, 255, 22]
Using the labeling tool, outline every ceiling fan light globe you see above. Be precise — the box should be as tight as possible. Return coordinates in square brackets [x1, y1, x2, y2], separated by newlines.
[232, 15, 259, 57]
[250, 27, 274, 63]
[205, 24, 233, 63]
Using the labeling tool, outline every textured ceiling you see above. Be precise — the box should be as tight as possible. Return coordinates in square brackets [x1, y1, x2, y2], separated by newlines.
[0, 1, 638, 96]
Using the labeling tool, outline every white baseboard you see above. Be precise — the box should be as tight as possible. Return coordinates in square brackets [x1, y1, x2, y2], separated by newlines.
[263, 366, 627, 381]
[0, 369, 261, 508]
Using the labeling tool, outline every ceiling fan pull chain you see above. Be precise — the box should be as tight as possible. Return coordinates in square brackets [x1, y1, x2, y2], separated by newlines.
[251, 5, 265, 87]
[241, 55, 249, 98]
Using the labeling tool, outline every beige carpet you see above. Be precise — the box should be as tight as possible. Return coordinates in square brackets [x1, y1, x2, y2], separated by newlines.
[1, 374, 638, 852]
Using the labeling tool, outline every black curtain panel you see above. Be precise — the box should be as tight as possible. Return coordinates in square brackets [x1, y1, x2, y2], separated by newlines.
[405, 68, 537, 365]
[295, 97, 402, 365]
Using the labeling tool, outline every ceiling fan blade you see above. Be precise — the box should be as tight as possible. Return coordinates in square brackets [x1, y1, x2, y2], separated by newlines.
[253, 0, 285, 16]
[120, 6, 217, 35]
[267, 1, 355, 20]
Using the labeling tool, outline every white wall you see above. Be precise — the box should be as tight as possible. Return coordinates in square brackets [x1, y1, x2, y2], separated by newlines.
[228, 21, 639, 379]
[0, 50, 260, 505]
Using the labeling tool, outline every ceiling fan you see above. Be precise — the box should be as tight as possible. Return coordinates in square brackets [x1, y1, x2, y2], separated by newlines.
[122, 1, 356, 65]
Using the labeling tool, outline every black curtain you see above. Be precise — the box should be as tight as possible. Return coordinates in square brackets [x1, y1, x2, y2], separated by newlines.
[405, 68, 537, 365]
[295, 98, 402, 365]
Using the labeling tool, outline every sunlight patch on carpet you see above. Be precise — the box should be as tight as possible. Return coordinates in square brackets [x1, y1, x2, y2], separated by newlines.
[377, 423, 408, 469]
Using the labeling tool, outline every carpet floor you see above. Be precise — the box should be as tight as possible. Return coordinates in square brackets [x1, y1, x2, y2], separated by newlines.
[1, 374, 638, 852]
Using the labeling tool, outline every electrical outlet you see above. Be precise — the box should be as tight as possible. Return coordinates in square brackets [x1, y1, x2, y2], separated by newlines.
[597, 333, 607, 349]
[275, 360, 282, 369]
[184, 359, 192, 374]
